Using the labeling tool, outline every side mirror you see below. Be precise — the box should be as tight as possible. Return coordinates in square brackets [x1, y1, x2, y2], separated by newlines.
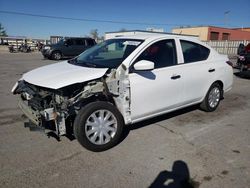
[133, 60, 154, 71]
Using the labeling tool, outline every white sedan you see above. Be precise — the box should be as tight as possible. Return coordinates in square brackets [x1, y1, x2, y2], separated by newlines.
[12, 33, 233, 151]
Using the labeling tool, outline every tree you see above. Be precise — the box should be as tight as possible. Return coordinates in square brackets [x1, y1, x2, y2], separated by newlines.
[90, 29, 99, 41]
[0, 23, 7, 36]
[99, 36, 104, 42]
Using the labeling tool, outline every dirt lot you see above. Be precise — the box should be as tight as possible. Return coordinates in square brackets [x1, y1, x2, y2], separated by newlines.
[0, 52, 249, 188]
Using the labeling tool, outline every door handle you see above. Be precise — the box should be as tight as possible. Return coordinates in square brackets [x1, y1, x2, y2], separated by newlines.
[171, 75, 181, 80]
[208, 68, 215, 72]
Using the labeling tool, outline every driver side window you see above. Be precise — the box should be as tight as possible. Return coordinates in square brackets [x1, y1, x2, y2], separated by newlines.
[135, 39, 177, 69]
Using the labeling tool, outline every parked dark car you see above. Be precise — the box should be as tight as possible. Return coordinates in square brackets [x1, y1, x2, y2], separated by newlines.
[42, 37, 96, 60]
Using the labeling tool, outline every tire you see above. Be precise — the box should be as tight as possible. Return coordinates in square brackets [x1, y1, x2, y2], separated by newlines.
[23, 48, 28, 53]
[200, 83, 222, 112]
[51, 51, 62, 60]
[73, 101, 124, 152]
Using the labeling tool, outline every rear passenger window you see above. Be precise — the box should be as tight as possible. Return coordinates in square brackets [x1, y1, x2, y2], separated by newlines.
[87, 39, 95, 46]
[180, 40, 210, 63]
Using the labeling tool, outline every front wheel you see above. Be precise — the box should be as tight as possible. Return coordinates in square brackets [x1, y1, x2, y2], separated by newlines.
[74, 101, 124, 152]
[200, 83, 222, 112]
[51, 51, 62, 60]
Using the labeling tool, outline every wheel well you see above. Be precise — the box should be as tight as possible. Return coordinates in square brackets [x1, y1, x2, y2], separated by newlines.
[214, 80, 224, 90]
[77, 93, 116, 109]
[202, 80, 224, 102]
[213, 80, 224, 98]
[52, 50, 62, 55]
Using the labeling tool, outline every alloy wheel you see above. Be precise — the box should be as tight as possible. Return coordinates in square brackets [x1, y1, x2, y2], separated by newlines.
[208, 87, 220, 108]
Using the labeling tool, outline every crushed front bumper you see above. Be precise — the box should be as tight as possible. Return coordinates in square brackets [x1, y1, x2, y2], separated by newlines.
[13, 81, 67, 137]
[18, 95, 66, 136]
[18, 96, 41, 126]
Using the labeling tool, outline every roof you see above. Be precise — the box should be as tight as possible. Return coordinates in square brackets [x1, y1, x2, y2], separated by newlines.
[112, 33, 199, 41]
[173, 25, 250, 30]
[1, 36, 27, 40]
[64, 37, 93, 39]
[105, 30, 198, 37]
[233, 27, 250, 30]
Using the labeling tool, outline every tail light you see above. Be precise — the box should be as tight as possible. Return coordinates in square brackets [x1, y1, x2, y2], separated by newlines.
[226, 61, 233, 67]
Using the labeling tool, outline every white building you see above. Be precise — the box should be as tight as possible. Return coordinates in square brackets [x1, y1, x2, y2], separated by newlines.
[105, 30, 166, 40]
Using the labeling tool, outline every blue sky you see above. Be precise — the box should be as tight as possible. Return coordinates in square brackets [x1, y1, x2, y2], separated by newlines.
[0, 0, 250, 39]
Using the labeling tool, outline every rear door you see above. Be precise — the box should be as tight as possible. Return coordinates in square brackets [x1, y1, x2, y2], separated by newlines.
[74, 38, 87, 56]
[86, 39, 96, 48]
[177, 39, 214, 104]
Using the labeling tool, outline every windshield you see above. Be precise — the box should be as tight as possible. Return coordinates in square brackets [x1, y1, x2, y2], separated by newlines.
[71, 39, 143, 68]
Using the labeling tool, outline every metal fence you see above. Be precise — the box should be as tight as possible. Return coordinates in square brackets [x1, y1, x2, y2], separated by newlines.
[205, 40, 250, 55]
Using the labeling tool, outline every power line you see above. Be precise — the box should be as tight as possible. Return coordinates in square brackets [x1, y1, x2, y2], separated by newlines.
[0, 10, 179, 26]
[0, 10, 229, 27]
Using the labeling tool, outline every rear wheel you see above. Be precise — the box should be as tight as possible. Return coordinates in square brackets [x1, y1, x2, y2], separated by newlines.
[74, 101, 124, 152]
[51, 51, 62, 60]
[200, 83, 222, 112]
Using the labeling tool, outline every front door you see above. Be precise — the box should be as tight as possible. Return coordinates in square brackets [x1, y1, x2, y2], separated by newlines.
[129, 39, 184, 122]
[63, 39, 75, 56]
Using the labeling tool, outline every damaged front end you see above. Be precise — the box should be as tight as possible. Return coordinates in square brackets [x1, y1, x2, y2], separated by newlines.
[12, 80, 74, 137]
[12, 68, 131, 139]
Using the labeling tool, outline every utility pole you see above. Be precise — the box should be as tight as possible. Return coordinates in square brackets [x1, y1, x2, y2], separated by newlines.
[224, 10, 230, 27]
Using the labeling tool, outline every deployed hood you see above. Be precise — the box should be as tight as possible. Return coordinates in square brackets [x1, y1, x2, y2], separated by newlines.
[22, 61, 108, 89]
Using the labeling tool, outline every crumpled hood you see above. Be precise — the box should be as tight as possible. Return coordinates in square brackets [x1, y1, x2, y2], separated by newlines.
[22, 61, 108, 89]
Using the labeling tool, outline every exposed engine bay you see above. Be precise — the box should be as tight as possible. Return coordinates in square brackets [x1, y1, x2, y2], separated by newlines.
[12, 68, 131, 139]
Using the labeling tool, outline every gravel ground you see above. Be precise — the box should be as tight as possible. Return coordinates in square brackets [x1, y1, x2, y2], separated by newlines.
[0, 52, 249, 188]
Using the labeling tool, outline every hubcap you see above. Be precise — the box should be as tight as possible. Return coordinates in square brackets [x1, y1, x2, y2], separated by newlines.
[54, 53, 61, 60]
[208, 87, 220, 108]
[85, 110, 117, 145]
